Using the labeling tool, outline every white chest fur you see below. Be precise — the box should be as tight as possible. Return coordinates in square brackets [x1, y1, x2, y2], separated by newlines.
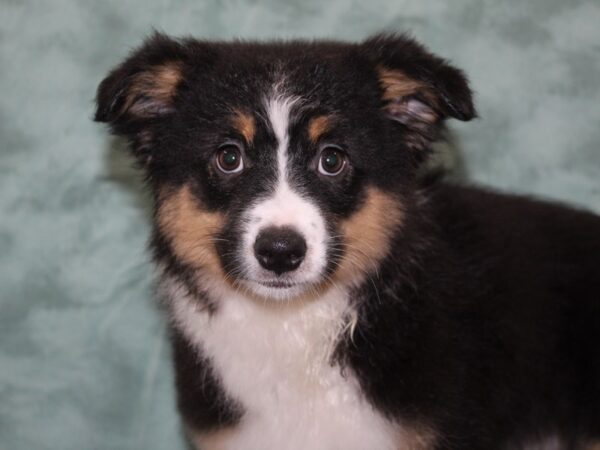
[166, 278, 400, 450]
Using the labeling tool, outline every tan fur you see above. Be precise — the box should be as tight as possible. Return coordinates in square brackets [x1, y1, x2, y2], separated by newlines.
[187, 421, 436, 450]
[333, 187, 403, 285]
[157, 184, 224, 277]
[396, 422, 437, 450]
[584, 442, 600, 450]
[232, 109, 256, 143]
[188, 426, 238, 450]
[126, 62, 183, 117]
[376, 66, 438, 124]
[377, 66, 425, 101]
[308, 115, 332, 143]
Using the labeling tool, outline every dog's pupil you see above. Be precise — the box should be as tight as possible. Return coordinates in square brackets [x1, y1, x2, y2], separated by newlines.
[221, 149, 238, 168]
[323, 151, 340, 171]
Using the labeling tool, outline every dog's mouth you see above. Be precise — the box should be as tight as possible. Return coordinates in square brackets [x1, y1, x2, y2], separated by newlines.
[254, 280, 300, 289]
[240, 278, 316, 300]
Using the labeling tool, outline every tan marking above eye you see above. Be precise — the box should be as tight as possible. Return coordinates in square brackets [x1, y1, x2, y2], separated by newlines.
[333, 187, 404, 285]
[156, 184, 224, 277]
[308, 115, 332, 143]
[231, 109, 256, 144]
[126, 62, 183, 118]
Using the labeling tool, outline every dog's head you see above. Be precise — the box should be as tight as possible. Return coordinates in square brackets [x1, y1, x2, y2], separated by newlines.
[95, 33, 474, 301]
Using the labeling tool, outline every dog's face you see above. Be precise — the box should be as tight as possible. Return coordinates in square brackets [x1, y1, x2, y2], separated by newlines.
[96, 33, 474, 301]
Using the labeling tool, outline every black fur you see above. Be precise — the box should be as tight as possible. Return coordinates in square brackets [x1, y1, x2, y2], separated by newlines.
[96, 32, 600, 448]
[339, 185, 600, 448]
[171, 329, 243, 430]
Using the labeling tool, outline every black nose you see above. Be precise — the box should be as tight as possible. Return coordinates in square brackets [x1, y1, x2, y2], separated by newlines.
[253, 227, 307, 275]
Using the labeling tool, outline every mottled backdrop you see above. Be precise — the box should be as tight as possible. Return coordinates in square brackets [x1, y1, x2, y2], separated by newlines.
[1, 0, 599, 449]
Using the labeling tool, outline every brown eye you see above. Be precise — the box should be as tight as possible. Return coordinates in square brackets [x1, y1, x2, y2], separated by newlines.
[216, 144, 244, 174]
[318, 146, 347, 176]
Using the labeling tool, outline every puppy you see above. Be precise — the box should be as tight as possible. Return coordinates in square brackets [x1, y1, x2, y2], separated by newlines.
[95, 33, 600, 450]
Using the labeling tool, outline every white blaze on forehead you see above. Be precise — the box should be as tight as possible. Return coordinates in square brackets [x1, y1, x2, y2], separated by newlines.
[266, 95, 297, 181]
[239, 93, 328, 297]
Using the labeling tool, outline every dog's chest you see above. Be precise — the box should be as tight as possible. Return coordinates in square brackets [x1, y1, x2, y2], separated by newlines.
[170, 284, 400, 450]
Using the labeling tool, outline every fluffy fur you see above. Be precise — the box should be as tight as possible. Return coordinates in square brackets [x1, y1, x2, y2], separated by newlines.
[95, 32, 600, 449]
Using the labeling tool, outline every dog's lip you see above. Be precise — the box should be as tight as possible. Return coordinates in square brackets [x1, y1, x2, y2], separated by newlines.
[251, 279, 302, 289]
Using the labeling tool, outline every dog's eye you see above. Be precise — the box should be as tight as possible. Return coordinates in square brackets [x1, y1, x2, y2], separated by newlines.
[318, 146, 347, 176]
[216, 144, 244, 174]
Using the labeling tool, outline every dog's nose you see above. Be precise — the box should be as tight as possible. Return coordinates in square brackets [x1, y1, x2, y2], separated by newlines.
[254, 227, 307, 275]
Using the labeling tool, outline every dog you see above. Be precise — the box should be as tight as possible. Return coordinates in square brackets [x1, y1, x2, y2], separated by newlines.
[95, 32, 600, 450]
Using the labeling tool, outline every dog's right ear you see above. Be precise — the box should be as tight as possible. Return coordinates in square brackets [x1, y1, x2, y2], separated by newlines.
[95, 33, 215, 163]
[94, 33, 191, 128]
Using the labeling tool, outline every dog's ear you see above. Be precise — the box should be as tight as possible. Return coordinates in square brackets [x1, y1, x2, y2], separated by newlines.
[94, 33, 193, 129]
[360, 33, 476, 150]
[95, 33, 216, 164]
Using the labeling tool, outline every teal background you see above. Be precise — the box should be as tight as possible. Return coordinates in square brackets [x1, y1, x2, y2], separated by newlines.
[1, 1, 599, 449]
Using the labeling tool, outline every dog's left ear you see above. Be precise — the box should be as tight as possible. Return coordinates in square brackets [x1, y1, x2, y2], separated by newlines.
[360, 33, 476, 150]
